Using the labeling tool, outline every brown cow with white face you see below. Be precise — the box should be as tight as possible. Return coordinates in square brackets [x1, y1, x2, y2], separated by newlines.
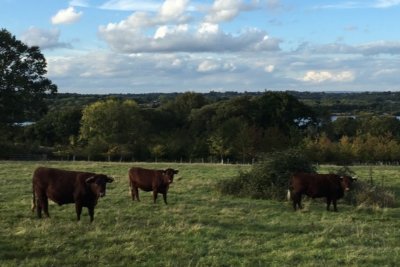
[288, 173, 356, 212]
[32, 167, 113, 222]
[129, 167, 179, 204]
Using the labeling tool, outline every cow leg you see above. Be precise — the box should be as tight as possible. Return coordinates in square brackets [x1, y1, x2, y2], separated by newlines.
[75, 202, 83, 221]
[130, 186, 135, 201]
[88, 206, 95, 222]
[153, 189, 158, 204]
[135, 187, 140, 201]
[292, 192, 302, 210]
[42, 197, 50, 218]
[36, 193, 48, 218]
[326, 198, 332, 211]
[332, 199, 338, 212]
[162, 193, 168, 205]
[36, 197, 43, 218]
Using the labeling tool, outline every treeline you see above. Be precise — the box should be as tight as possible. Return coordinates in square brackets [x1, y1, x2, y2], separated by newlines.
[3, 92, 315, 162]
[46, 91, 400, 116]
[305, 116, 400, 164]
[4, 91, 400, 163]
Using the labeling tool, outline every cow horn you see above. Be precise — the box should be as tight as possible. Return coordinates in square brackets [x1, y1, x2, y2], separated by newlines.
[106, 176, 114, 183]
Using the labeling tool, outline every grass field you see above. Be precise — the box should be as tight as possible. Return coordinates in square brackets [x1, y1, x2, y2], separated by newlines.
[0, 161, 399, 266]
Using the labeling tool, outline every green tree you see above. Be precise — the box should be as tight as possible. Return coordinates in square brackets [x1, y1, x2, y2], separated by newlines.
[332, 117, 358, 140]
[254, 92, 316, 131]
[358, 116, 400, 138]
[161, 91, 208, 126]
[30, 108, 82, 146]
[208, 132, 231, 164]
[0, 28, 57, 124]
[80, 99, 145, 160]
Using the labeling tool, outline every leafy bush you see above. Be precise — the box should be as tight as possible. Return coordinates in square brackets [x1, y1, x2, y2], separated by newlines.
[217, 148, 316, 200]
[343, 181, 396, 208]
[329, 166, 396, 208]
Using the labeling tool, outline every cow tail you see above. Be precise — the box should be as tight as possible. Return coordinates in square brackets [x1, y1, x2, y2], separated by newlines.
[287, 175, 293, 201]
[31, 184, 36, 212]
[287, 189, 291, 201]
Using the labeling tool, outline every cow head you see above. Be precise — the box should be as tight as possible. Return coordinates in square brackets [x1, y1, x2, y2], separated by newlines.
[86, 174, 114, 197]
[162, 168, 179, 185]
[340, 175, 357, 191]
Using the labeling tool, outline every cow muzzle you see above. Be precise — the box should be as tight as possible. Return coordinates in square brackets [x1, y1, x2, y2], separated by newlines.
[345, 187, 350, 191]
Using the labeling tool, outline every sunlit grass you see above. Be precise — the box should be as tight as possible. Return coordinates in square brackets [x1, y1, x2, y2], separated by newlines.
[0, 161, 399, 266]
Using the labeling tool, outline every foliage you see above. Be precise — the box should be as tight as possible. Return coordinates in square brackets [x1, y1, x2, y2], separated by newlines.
[304, 131, 400, 164]
[0, 28, 57, 124]
[346, 181, 396, 208]
[217, 148, 315, 200]
[326, 165, 396, 208]
[80, 98, 146, 160]
[6, 89, 400, 163]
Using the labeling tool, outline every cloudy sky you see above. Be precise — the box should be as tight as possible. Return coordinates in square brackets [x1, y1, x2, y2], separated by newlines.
[1, 0, 400, 94]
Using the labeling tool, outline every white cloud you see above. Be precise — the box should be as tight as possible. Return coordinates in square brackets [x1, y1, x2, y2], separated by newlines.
[159, 0, 189, 21]
[97, 0, 280, 53]
[20, 27, 72, 50]
[197, 60, 219, 72]
[296, 41, 400, 56]
[264, 64, 275, 73]
[46, 47, 400, 94]
[314, 0, 400, 9]
[51, 7, 83, 25]
[302, 71, 355, 83]
[100, 23, 281, 53]
[154, 24, 188, 39]
[205, 0, 243, 23]
[198, 22, 219, 34]
[100, 0, 161, 11]
[374, 0, 400, 8]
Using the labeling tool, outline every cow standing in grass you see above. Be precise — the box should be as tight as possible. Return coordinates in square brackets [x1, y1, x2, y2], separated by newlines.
[288, 173, 356, 212]
[129, 167, 178, 204]
[32, 167, 114, 222]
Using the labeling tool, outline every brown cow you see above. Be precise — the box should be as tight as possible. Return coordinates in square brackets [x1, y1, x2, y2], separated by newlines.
[129, 167, 178, 204]
[32, 167, 114, 222]
[288, 173, 356, 212]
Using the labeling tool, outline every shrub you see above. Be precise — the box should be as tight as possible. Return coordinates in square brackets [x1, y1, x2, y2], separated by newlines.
[344, 180, 396, 208]
[217, 148, 316, 200]
[329, 166, 396, 208]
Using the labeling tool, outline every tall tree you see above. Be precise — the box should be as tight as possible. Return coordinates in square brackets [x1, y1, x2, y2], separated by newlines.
[80, 99, 145, 160]
[0, 28, 57, 124]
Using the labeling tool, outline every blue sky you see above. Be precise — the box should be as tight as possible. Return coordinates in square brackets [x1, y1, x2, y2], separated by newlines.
[1, 0, 400, 94]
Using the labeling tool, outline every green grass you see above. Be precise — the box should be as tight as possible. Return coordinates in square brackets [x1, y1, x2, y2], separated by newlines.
[0, 161, 399, 266]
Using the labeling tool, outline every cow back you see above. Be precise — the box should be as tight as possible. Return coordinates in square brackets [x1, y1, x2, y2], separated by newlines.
[291, 173, 343, 199]
[33, 167, 96, 205]
[129, 167, 163, 191]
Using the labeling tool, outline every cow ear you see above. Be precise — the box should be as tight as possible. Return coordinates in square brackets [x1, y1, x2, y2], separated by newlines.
[174, 170, 179, 174]
[106, 176, 114, 183]
[339, 176, 344, 180]
[86, 176, 96, 184]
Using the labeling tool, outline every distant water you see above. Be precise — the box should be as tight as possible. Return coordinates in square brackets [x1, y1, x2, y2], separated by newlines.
[331, 115, 400, 121]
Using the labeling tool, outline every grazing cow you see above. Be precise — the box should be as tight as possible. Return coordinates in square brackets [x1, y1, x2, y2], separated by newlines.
[288, 173, 356, 212]
[32, 167, 114, 222]
[129, 167, 179, 204]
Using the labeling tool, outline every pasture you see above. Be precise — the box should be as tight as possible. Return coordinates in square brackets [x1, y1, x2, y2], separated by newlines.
[0, 161, 399, 266]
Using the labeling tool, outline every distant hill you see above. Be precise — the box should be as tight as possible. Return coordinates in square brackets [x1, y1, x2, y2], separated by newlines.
[45, 91, 400, 116]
